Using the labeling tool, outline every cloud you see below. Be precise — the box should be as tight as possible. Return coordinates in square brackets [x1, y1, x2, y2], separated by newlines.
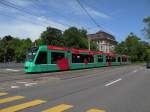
[0, 22, 45, 41]
[0, 0, 111, 41]
[8, 0, 32, 7]
[0, 0, 70, 41]
[0, 14, 68, 41]
[60, 0, 110, 19]
[86, 7, 110, 19]
[45, 0, 110, 19]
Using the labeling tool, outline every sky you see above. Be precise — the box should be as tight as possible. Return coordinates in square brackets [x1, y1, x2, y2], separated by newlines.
[0, 0, 150, 42]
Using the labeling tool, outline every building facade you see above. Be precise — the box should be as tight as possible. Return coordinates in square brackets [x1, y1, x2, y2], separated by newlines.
[88, 31, 118, 52]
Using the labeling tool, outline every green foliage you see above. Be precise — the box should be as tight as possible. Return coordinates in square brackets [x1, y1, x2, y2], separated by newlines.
[0, 36, 32, 63]
[63, 27, 88, 49]
[34, 38, 45, 46]
[40, 27, 64, 46]
[0, 26, 98, 63]
[39, 26, 98, 50]
[115, 33, 150, 62]
[90, 41, 99, 51]
[15, 38, 32, 62]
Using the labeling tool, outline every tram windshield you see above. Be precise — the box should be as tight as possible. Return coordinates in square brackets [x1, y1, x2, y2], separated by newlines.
[26, 47, 38, 61]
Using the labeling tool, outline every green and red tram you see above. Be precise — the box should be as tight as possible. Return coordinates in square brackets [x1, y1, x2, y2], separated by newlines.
[121, 55, 130, 65]
[105, 52, 121, 66]
[24, 45, 130, 73]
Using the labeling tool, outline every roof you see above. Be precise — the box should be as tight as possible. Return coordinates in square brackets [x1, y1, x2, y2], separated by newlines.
[88, 31, 117, 43]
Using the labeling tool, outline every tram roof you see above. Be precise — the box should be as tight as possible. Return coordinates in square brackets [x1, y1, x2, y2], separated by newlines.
[47, 45, 68, 51]
[46, 45, 128, 56]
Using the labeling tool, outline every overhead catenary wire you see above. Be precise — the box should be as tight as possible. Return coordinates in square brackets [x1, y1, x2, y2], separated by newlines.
[75, 0, 104, 30]
[0, 0, 71, 28]
[75, 0, 115, 36]
[32, 0, 94, 30]
[0, 12, 47, 27]
[0, 0, 110, 33]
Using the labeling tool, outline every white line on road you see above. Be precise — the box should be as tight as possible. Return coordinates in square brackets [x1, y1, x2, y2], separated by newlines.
[25, 83, 37, 87]
[105, 78, 122, 87]
[16, 81, 28, 84]
[11, 86, 20, 89]
[133, 70, 137, 73]
[6, 68, 21, 72]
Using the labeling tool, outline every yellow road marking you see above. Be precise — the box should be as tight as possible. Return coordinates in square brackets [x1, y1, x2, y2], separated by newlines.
[42, 104, 73, 112]
[0, 99, 46, 112]
[0, 96, 25, 104]
[0, 93, 7, 96]
[87, 109, 106, 112]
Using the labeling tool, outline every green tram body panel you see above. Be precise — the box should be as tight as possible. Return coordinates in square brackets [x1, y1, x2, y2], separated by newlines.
[111, 55, 121, 66]
[70, 52, 94, 70]
[95, 54, 107, 67]
[24, 45, 130, 73]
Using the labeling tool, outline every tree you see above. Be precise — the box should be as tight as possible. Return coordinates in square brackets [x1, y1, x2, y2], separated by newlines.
[90, 41, 99, 51]
[0, 35, 14, 62]
[115, 41, 127, 54]
[0, 36, 33, 63]
[143, 17, 150, 40]
[34, 38, 45, 46]
[15, 38, 32, 62]
[63, 27, 88, 49]
[40, 27, 64, 46]
[115, 33, 148, 62]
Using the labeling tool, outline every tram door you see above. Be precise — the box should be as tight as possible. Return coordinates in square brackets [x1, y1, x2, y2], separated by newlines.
[35, 51, 48, 72]
[106, 55, 111, 66]
[51, 51, 69, 70]
[118, 56, 121, 65]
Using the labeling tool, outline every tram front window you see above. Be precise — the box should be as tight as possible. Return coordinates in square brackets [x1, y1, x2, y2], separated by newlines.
[26, 47, 38, 61]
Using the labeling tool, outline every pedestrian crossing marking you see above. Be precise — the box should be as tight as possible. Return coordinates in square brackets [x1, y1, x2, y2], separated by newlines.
[0, 96, 25, 104]
[0, 92, 106, 112]
[0, 92, 7, 96]
[87, 109, 105, 112]
[0, 99, 46, 112]
[42, 104, 73, 112]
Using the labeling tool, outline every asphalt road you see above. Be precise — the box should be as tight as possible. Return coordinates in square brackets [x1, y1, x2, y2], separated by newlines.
[0, 64, 150, 112]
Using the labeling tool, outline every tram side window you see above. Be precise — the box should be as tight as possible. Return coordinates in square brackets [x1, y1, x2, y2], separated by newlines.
[112, 57, 116, 62]
[106, 56, 109, 62]
[51, 52, 65, 64]
[125, 58, 127, 62]
[109, 56, 112, 62]
[106, 56, 111, 62]
[35, 51, 47, 64]
[122, 58, 127, 62]
[72, 54, 94, 63]
[122, 58, 124, 62]
[88, 55, 94, 63]
[118, 57, 121, 62]
[98, 55, 103, 62]
[122, 58, 125, 62]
